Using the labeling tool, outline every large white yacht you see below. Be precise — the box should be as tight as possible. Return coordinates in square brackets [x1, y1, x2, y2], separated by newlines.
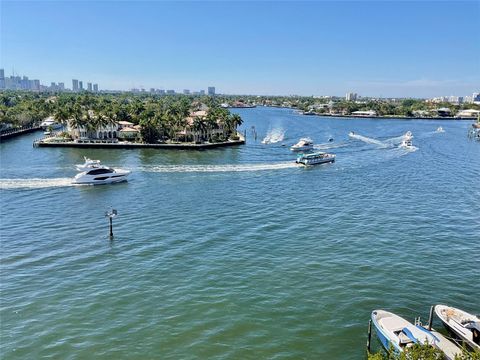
[72, 166, 131, 185]
[290, 138, 314, 151]
[40, 117, 62, 130]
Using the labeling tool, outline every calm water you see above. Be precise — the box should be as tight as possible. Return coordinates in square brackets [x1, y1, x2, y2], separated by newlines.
[1, 107, 479, 359]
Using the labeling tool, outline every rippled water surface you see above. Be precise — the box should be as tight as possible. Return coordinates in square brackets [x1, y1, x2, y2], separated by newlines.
[1, 107, 479, 359]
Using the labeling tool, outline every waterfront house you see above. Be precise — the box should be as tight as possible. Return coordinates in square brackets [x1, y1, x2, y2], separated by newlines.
[456, 109, 480, 118]
[119, 126, 140, 140]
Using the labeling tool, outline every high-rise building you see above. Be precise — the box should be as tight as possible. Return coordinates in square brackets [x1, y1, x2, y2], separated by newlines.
[79, 81, 83, 90]
[346, 92, 357, 101]
[199, 90, 205, 95]
[33, 80, 40, 91]
[72, 79, 79, 91]
[93, 84, 98, 92]
[183, 89, 190, 95]
[0, 69, 5, 89]
[166, 90, 175, 94]
[208, 86, 215, 95]
[87, 82, 92, 91]
[58, 82, 65, 91]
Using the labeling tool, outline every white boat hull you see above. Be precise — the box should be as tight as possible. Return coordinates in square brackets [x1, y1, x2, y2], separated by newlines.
[72, 169, 130, 185]
[435, 305, 480, 351]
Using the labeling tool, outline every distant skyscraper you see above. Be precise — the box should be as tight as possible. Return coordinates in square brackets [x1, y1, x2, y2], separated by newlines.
[33, 80, 40, 91]
[58, 82, 65, 91]
[0, 69, 5, 89]
[346, 92, 357, 101]
[72, 79, 79, 91]
[79, 81, 83, 90]
[93, 84, 98, 92]
[166, 90, 175, 94]
[199, 90, 205, 95]
[183, 89, 190, 95]
[87, 82, 92, 91]
[208, 86, 215, 95]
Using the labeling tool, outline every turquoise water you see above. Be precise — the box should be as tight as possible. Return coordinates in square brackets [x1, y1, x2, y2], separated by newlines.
[1, 107, 479, 359]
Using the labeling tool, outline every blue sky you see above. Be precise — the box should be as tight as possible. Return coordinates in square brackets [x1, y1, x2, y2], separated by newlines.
[1, 1, 479, 97]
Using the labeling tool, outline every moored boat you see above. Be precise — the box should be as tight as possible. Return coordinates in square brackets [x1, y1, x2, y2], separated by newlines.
[371, 310, 462, 359]
[40, 117, 62, 130]
[435, 305, 480, 351]
[290, 138, 314, 151]
[72, 166, 130, 185]
[296, 151, 335, 165]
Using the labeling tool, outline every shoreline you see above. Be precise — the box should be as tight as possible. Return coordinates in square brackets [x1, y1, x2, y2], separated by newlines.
[34, 133, 245, 150]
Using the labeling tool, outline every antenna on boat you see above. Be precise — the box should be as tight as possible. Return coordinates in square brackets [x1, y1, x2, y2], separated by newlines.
[105, 207, 117, 238]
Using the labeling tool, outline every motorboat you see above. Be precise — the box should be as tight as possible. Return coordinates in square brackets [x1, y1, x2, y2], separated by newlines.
[404, 131, 413, 139]
[436, 127, 445, 133]
[40, 117, 62, 130]
[435, 305, 480, 351]
[399, 138, 414, 150]
[72, 166, 130, 185]
[372, 310, 462, 359]
[76, 156, 102, 171]
[296, 151, 335, 165]
[348, 131, 355, 137]
[290, 138, 314, 151]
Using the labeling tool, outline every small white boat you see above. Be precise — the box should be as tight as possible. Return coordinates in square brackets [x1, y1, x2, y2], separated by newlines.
[435, 305, 480, 351]
[72, 166, 130, 185]
[437, 127, 445, 133]
[76, 156, 102, 172]
[404, 131, 413, 139]
[348, 131, 355, 137]
[399, 138, 414, 150]
[296, 151, 335, 165]
[290, 138, 314, 151]
[40, 117, 62, 130]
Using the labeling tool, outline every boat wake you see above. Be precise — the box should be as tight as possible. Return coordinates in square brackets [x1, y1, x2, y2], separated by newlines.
[262, 128, 285, 144]
[314, 142, 349, 150]
[0, 178, 74, 190]
[348, 132, 388, 147]
[140, 162, 299, 173]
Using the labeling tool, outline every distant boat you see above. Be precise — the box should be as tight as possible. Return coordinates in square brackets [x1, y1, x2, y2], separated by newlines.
[399, 138, 414, 150]
[371, 310, 462, 359]
[296, 151, 335, 166]
[348, 131, 355, 137]
[435, 305, 480, 351]
[40, 117, 62, 130]
[436, 126, 445, 133]
[290, 138, 314, 152]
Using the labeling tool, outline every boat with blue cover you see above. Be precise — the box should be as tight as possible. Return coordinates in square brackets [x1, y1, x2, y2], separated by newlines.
[371, 310, 461, 359]
[296, 151, 335, 165]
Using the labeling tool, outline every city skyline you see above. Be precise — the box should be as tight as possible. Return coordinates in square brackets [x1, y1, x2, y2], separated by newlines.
[1, 1, 479, 97]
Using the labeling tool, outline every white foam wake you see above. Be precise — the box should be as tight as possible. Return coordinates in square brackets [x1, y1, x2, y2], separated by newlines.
[348, 133, 387, 147]
[140, 162, 299, 173]
[262, 128, 285, 144]
[0, 178, 73, 190]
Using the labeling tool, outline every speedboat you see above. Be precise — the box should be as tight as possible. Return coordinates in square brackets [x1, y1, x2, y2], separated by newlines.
[290, 138, 314, 151]
[437, 127, 445, 133]
[404, 131, 413, 139]
[72, 166, 130, 185]
[435, 305, 480, 351]
[348, 131, 355, 137]
[76, 156, 102, 171]
[40, 117, 62, 130]
[399, 138, 414, 150]
[296, 151, 335, 165]
[372, 310, 461, 359]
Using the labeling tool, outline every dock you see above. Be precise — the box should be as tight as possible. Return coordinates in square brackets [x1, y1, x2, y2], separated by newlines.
[1, 126, 42, 141]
